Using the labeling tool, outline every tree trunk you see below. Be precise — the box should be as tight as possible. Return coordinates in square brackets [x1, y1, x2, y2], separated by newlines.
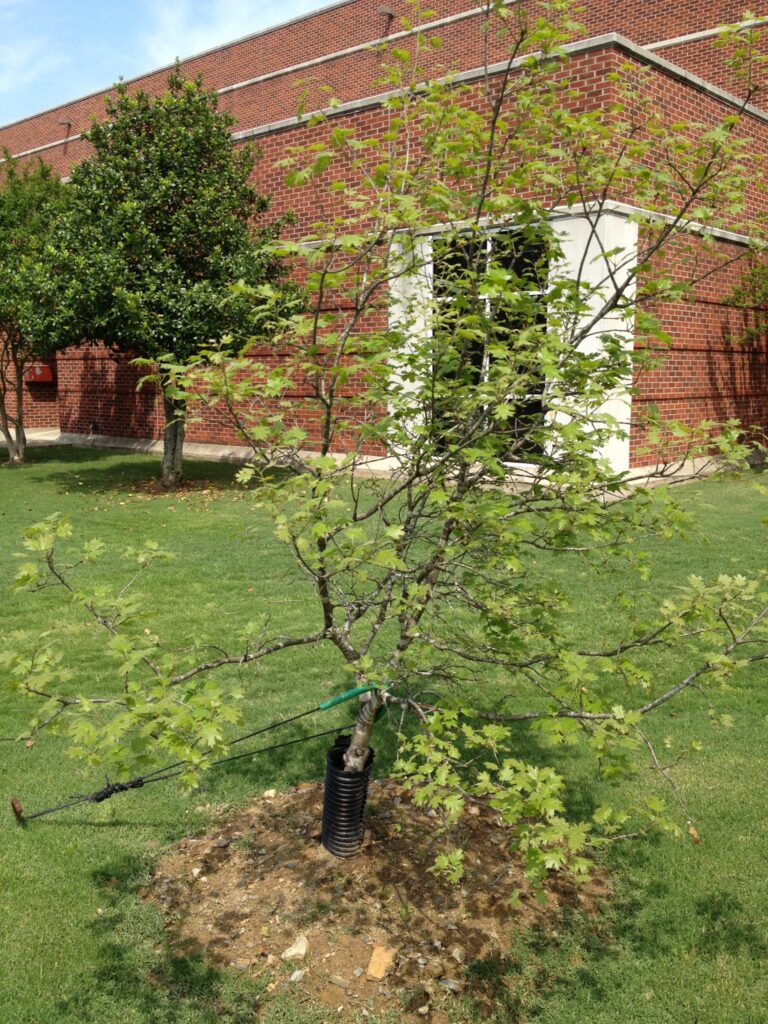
[13, 424, 26, 463]
[0, 421, 21, 462]
[343, 689, 384, 773]
[0, 397, 19, 461]
[0, 341, 26, 463]
[12, 363, 26, 463]
[0, 407, 25, 463]
[161, 393, 186, 488]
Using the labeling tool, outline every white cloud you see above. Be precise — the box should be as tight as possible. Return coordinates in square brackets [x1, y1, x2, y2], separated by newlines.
[0, 1, 65, 118]
[140, 0, 322, 68]
[0, 38, 57, 94]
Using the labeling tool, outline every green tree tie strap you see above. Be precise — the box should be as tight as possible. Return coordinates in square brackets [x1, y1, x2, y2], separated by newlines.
[318, 685, 375, 710]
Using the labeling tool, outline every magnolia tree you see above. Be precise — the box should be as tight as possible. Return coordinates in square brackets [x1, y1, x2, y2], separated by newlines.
[0, 159, 64, 463]
[25, 68, 282, 487]
[7, 5, 768, 886]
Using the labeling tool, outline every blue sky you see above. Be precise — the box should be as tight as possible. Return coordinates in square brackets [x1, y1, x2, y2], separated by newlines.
[0, 0, 327, 127]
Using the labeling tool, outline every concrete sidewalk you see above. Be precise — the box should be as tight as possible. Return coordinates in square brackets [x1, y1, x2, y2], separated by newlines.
[15, 428, 255, 464]
[11, 428, 732, 486]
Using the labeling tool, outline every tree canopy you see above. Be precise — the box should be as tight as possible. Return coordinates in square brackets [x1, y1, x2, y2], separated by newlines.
[8, 4, 768, 890]
[0, 158, 65, 463]
[28, 66, 282, 485]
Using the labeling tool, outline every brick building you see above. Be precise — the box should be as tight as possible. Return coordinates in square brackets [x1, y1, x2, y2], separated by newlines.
[2, 0, 768, 470]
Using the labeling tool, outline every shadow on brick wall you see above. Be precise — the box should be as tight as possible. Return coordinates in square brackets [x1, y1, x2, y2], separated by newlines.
[58, 344, 163, 440]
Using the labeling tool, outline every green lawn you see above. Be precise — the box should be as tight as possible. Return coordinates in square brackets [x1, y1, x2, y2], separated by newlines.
[1, 447, 766, 1024]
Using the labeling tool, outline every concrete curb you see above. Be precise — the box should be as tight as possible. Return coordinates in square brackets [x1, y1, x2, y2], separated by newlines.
[17, 429, 255, 464]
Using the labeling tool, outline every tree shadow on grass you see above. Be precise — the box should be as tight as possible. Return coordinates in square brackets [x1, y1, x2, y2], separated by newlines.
[29, 444, 245, 496]
[446, 792, 768, 1019]
[460, 925, 617, 1022]
[692, 891, 768, 959]
[460, 953, 551, 1023]
[562, 891, 764, 1020]
[55, 852, 266, 1024]
[596, 839, 767, 960]
[513, 846, 768, 1019]
[58, 935, 264, 1024]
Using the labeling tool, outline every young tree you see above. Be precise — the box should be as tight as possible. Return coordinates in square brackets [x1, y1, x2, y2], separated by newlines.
[26, 67, 281, 487]
[8, 6, 768, 885]
[0, 158, 64, 463]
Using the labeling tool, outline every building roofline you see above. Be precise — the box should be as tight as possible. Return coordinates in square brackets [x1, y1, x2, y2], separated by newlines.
[4, 3, 768, 136]
[0, 0, 503, 133]
[0, 0, 359, 132]
[4, 29, 768, 165]
[231, 33, 768, 143]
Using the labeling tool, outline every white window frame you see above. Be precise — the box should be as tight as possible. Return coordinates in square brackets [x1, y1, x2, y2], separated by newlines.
[389, 210, 639, 475]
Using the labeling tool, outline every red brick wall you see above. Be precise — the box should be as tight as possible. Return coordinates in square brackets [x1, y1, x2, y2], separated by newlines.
[56, 346, 162, 438]
[56, 339, 390, 455]
[0, 358, 59, 431]
[23, 378, 59, 428]
[631, 236, 767, 466]
[3, 1, 768, 165]
[581, 2, 768, 47]
[3, 2, 768, 464]
[651, 24, 768, 99]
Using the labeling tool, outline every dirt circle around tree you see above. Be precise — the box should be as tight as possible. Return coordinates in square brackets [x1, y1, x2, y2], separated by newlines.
[144, 779, 608, 1022]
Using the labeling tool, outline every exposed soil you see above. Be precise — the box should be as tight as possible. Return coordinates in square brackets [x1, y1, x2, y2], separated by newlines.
[144, 779, 608, 1022]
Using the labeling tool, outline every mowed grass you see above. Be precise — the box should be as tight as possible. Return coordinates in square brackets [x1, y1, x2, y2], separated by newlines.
[0, 446, 767, 1024]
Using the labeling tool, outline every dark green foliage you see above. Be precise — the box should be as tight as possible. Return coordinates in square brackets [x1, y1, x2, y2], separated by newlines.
[32, 67, 275, 361]
[0, 157, 65, 461]
[27, 66, 282, 484]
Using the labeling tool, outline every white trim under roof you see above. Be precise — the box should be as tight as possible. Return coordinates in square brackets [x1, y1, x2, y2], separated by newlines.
[6, 31, 768, 165]
[0, 1, 515, 133]
[231, 32, 768, 143]
[551, 200, 753, 248]
[645, 16, 768, 52]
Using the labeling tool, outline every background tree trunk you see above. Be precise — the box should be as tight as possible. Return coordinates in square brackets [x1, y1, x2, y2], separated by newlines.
[12, 361, 26, 462]
[0, 349, 26, 463]
[0, 413, 21, 462]
[161, 393, 186, 488]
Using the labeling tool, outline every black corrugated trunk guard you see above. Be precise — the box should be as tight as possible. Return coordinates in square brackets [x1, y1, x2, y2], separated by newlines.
[321, 735, 374, 858]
